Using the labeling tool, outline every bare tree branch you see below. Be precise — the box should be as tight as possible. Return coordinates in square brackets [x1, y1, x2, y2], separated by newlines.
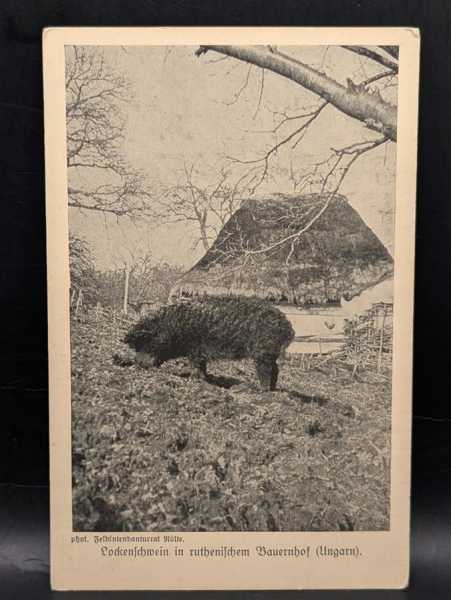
[200, 136, 390, 283]
[341, 46, 398, 72]
[252, 68, 265, 119]
[359, 70, 396, 87]
[378, 46, 399, 60]
[196, 45, 397, 140]
[222, 65, 253, 106]
[248, 136, 389, 257]
[226, 101, 328, 189]
[152, 161, 257, 251]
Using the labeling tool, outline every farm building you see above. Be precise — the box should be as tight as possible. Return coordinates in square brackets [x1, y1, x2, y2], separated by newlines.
[171, 193, 394, 354]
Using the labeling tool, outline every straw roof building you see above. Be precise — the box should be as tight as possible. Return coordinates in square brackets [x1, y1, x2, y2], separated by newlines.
[171, 193, 393, 307]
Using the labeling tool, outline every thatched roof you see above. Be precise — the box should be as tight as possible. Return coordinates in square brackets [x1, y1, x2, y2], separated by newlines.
[172, 193, 394, 306]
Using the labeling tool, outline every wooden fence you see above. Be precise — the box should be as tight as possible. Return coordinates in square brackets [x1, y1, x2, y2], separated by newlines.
[343, 302, 393, 375]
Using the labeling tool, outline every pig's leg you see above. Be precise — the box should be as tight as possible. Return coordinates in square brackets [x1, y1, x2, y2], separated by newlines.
[270, 360, 279, 391]
[255, 354, 278, 391]
[190, 354, 208, 380]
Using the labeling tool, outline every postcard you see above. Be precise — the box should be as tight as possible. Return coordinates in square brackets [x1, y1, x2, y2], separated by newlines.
[43, 26, 419, 590]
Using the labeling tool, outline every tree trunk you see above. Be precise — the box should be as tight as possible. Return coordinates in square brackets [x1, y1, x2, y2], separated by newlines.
[196, 46, 397, 141]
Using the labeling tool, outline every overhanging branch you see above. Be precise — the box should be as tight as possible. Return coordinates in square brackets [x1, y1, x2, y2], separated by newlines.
[196, 45, 397, 141]
[341, 46, 398, 72]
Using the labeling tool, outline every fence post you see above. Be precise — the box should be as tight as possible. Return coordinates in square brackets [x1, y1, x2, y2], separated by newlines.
[123, 267, 130, 314]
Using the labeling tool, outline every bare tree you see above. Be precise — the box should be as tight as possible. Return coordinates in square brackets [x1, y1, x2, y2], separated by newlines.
[154, 160, 256, 251]
[124, 250, 155, 313]
[65, 46, 152, 218]
[69, 235, 98, 309]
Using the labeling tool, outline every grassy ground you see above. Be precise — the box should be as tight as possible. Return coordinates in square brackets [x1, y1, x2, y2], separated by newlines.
[71, 314, 391, 532]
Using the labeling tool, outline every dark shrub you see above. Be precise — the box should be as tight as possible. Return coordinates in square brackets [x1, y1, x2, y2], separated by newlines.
[124, 295, 294, 391]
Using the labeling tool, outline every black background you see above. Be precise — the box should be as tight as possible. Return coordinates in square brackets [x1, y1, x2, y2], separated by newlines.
[1, 1, 450, 598]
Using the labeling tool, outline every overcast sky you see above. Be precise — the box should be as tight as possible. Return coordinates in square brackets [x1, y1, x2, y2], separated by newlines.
[69, 45, 397, 271]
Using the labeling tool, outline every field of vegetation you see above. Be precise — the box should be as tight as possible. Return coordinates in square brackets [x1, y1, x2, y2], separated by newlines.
[72, 313, 391, 532]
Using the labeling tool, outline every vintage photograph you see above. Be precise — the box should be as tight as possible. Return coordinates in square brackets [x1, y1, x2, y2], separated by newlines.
[67, 43, 398, 533]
